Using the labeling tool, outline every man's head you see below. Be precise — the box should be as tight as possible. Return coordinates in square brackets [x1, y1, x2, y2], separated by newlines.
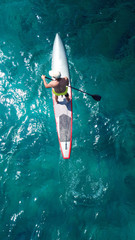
[49, 70, 61, 79]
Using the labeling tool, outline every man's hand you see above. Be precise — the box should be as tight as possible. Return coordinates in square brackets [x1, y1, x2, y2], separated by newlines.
[41, 75, 46, 81]
[41, 75, 48, 88]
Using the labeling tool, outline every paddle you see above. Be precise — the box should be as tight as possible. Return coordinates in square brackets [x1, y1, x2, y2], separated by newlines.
[45, 76, 101, 101]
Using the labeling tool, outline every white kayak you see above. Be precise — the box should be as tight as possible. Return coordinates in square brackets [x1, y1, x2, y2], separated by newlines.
[51, 33, 72, 159]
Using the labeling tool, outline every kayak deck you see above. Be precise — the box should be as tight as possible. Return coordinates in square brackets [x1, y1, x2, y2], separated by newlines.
[53, 96, 72, 159]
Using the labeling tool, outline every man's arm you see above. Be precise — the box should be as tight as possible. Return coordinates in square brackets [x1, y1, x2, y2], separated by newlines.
[41, 75, 59, 88]
[65, 77, 69, 86]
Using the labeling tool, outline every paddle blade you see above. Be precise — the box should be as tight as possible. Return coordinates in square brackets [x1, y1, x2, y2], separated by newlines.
[91, 94, 101, 101]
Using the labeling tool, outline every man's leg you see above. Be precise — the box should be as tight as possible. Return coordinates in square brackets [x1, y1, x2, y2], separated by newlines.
[55, 95, 58, 103]
[65, 93, 70, 102]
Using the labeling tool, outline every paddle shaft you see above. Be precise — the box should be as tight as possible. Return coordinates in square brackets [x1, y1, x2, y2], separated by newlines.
[44, 76, 101, 101]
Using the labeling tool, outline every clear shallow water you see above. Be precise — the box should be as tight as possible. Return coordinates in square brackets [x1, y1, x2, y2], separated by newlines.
[0, 0, 135, 239]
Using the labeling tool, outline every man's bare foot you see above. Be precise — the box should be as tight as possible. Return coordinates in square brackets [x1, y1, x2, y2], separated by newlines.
[55, 95, 58, 103]
[66, 96, 70, 102]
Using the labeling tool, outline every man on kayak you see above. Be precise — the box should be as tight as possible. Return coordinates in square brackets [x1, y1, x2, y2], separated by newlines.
[41, 70, 70, 103]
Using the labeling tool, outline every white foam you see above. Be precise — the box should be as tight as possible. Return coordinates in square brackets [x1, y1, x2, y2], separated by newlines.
[0, 71, 5, 78]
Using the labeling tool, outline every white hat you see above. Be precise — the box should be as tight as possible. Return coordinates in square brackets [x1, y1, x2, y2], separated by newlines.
[49, 70, 61, 79]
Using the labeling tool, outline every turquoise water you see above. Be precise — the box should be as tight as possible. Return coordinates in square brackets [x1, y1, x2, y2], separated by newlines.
[0, 0, 135, 239]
